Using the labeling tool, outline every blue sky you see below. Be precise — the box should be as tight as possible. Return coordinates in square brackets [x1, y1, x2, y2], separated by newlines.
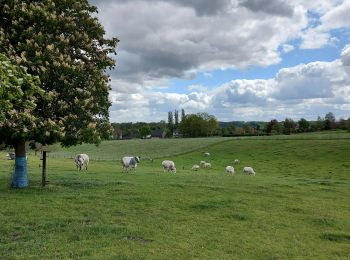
[91, 0, 350, 122]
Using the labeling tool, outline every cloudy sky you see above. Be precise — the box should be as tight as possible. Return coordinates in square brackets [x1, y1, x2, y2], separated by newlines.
[89, 0, 350, 123]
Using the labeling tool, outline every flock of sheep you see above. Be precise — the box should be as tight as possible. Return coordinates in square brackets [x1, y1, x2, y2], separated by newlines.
[74, 152, 256, 176]
[162, 153, 256, 176]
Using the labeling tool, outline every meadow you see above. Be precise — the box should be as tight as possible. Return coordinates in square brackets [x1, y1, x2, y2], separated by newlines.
[0, 132, 349, 259]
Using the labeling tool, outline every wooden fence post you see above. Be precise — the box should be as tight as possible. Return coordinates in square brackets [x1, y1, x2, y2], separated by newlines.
[42, 151, 47, 187]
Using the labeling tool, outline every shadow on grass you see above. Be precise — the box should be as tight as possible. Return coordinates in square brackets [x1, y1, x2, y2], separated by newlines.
[124, 235, 154, 244]
[191, 200, 232, 210]
[223, 213, 249, 221]
[311, 218, 336, 227]
[321, 232, 350, 242]
[286, 207, 305, 214]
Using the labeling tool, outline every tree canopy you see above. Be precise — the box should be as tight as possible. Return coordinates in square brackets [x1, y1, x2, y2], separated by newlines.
[298, 118, 310, 132]
[283, 118, 296, 135]
[1, 0, 118, 187]
[179, 113, 218, 137]
[0, 53, 56, 143]
[0, 0, 118, 147]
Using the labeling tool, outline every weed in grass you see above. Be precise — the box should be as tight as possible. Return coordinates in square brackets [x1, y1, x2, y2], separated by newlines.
[312, 218, 336, 227]
[321, 233, 350, 242]
[124, 235, 154, 244]
[320, 188, 336, 192]
[191, 200, 232, 210]
[167, 183, 185, 189]
[286, 207, 305, 214]
[224, 213, 249, 221]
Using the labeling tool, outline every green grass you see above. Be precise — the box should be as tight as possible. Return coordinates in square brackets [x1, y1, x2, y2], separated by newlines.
[42, 137, 235, 160]
[31, 130, 350, 161]
[1, 132, 350, 259]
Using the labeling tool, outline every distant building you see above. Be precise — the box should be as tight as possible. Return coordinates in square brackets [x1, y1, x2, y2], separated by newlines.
[173, 128, 181, 138]
[151, 129, 166, 138]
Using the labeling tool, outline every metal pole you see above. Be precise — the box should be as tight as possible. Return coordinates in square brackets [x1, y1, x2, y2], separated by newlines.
[42, 151, 47, 187]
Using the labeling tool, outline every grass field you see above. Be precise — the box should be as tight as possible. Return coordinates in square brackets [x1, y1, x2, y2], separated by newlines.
[1, 132, 350, 259]
[39, 137, 235, 161]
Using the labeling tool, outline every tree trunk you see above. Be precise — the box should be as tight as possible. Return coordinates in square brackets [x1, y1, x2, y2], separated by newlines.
[11, 139, 28, 188]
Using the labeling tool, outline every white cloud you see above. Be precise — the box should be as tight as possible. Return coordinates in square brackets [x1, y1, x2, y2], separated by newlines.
[187, 84, 208, 92]
[90, 0, 350, 94]
[274, 61, 340, 100]
[341, 44, 350, 66]
[203, 72, 213, 78]
[86, 1, 350, 122]
[300, 29, 331, 49]
[290, 0, 341, 15]
[319, 0, 350, 31]
[211, 79, 276, 107]
[90, 0, 307, 91]
[299, 0, 350, 49]
[108, 49, 350, 122]
[282, 44, 295, 53]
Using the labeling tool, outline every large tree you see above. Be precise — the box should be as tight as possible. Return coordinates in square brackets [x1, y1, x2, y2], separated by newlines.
[174, 109, 179, 128]
[179, 113, 218, 138]
[167, 111, 174, 131]
[181, 108, 185, 122]
[0, 0, 118, 187]
[315, 116, 325, 131]
[324, 112, 336, 130]
[298, 118, 310, 132]
[265, 119, 281, 134]
[283, 118, 296, 135]
[0, 54, 50, 187]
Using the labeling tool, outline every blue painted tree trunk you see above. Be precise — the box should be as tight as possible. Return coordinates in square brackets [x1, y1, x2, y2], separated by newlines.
[11, 139, 28, 188]
[11, 156, 28, 188]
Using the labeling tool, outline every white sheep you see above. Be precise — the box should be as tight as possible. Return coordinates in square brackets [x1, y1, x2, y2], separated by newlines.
[75, 154, 89, 170]
[243, 166, 255, 176]
[225, 166, 234, 175]
[204, 152, 210, 156]
[162, 160, 176, 174]
[192, 164, 200, 171]
[200, 161, 206, 167]
[234, 159, 240, 164]
[204, 162, 211, 168]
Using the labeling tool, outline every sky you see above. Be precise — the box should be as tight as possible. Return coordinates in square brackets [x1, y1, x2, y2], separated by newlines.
[89, 0, 350, 123]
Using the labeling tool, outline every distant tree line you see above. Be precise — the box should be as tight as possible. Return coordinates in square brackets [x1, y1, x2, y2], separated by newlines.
[263, 112, 350, 135]
[110, 111, 350, 140]
[111, 121, 167, 139]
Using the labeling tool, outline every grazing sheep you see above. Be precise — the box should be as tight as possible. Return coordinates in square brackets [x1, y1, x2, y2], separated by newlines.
[204, 162, 211, 168]
[234, 159, 240, 164]
[121, 156, 140, 173]
[243, 166, 256, 176]
[6, 152, 16, 160]
[204, 152, 210, 156]
[226, 166, 234, 175]
[6, 152, 28, 160]
[192, 164, 200, 171]
[162, 160, 176, 174]
[200, 161, 206, 167]
[75, 154, 89, 170]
